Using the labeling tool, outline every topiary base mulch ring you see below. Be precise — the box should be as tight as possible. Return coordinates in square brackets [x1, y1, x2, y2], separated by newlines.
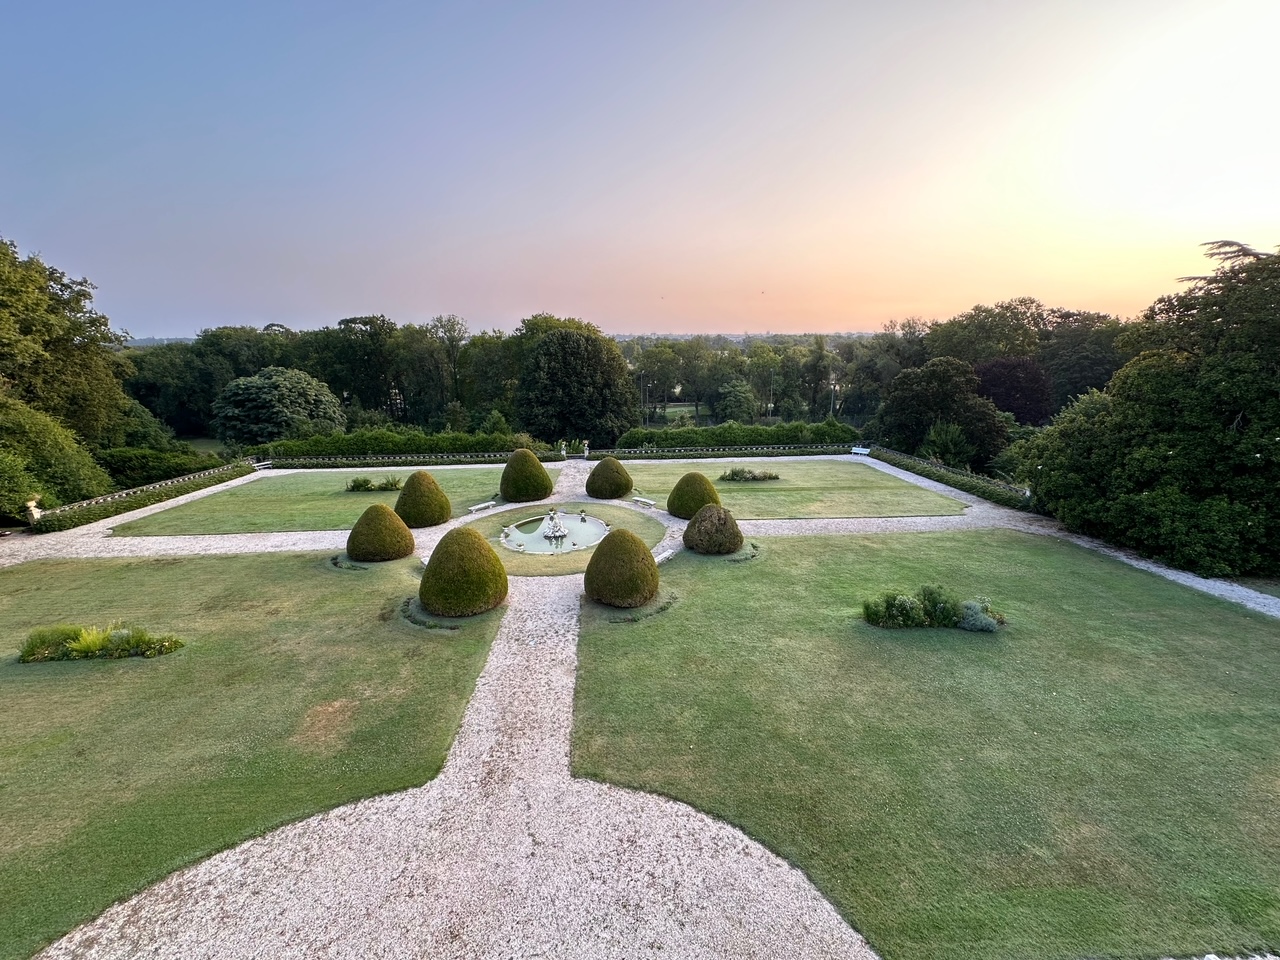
[599, 588, 679, 623]
[399, 596, 482, 630]
[328, 554, 369, 571]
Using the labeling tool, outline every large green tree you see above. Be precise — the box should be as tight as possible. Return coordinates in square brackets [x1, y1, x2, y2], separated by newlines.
[868, 357, 1009, 469]
[515, 325, 638, 446]
[0, 238, 133, 446]
[212, 367, 346, 446]
[1020, 242, 1280, 576]
[0, 393, 114, 515]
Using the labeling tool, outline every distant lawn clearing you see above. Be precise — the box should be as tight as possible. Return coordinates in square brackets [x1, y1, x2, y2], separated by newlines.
[574, 530, 1280, 960]
[624, 459, 964, 518]
[113, 466, 557, 536]
[465, 501, 668, 576]
[0, 553, 499, 960]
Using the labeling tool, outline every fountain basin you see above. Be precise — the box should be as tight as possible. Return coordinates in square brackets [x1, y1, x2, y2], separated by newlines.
[500, 509, 610, 554]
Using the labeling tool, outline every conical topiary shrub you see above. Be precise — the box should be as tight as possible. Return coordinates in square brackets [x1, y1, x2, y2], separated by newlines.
[419, 526, 509, 617]
[585, 456, 633, 499]
[500, 448, 553, 502]
[683, 503, 744, 555]
[666, 471, 721, 520]
[584, 528, 659, 609]
[347, 503, 416, 562]
[394, 470, 451, 527]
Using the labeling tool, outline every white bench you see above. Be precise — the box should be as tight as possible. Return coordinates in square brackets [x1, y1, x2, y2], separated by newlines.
[632, 496, 656, 507]
[468, 501, 496, 513]
[851, 446, 871, 455]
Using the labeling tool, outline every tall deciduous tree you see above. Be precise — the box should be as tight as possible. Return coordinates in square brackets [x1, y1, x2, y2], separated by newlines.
[869, 357, 1009, 468]
[974, 356, 1053, 425]
[212, 367, 346, 446]
[515, 326, 638, 446]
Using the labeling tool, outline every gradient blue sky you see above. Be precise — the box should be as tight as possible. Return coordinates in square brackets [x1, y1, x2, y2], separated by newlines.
[3, 0, 1276, 338]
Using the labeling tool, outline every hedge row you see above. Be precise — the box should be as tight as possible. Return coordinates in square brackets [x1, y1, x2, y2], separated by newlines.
[31, 464, 256, 532]
[870, 447, 1033, 511]
[248, 429, 551, 458]
[94, 447, 226, 488]
[592, 445, 854, 461]
[615, 420, 859, 450]
[269, 452, 565, 469]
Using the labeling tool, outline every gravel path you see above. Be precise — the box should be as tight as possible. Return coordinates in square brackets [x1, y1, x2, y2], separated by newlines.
[18, 455, 1280, 959]
[37, 571, 877, 960]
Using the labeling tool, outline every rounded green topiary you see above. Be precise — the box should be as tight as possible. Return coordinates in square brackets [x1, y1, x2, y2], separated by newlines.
[347, 503, 416, 562]
[500, 448, 553, 502]
[419, 526, 509, 617]
[394, 470, 451, 527]
[584, 529, 660, 609]
[585, 456, 633, 499]
[682, 503, 744, 555]
[666, 471, 721, 520]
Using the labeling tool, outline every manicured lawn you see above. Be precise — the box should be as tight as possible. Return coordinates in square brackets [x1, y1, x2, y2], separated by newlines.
[0, 553, 500, 960]
[112, 467, 557, 536]
[624, 460, 964, 518]
[573, 530, 1280, 960]
[466, 502, 669, 576]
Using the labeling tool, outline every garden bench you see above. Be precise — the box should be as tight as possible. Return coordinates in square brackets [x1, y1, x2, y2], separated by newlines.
[632, 496, 656, 507]
[851, 446, 871, 455]
[468, 501, 496, 513]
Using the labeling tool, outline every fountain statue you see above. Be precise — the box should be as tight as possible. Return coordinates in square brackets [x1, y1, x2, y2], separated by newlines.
[542, 507, 569, 544]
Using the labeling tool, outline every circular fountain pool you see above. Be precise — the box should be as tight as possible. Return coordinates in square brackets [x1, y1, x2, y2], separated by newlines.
[499, 507, 610, 554]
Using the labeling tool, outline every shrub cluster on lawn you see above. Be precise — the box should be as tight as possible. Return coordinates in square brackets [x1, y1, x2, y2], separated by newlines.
[614, 419, 859, 450]
[863, 585, 1005, 632]
[666, 472, 721, 519]
[20, 623, 185, 662]
[683, 503, 744, 555]
[394, 470, 451, 527]
[249, 428, 551, 459]
[500, 448, 554, 502]
[419, 526, 508, 617]
[31, 464, 256, 532]
[585, 456, 633, 499]
[595, 446, 853, 461]
[346, 503, 416, 562]
[585, 528, 660, 608]
[718, 467, 779, 482]
[870, 447, 1032, 510]
[345, 475, 402, 492]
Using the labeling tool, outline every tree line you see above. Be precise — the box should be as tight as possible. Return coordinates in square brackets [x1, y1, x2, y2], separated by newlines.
[2, 233, 1275, 577]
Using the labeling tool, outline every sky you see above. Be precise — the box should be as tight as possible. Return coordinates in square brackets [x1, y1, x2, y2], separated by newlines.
[2, 0, 1277, 339]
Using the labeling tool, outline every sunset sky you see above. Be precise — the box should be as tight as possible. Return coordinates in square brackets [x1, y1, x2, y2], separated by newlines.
[3, 1, 1276, 338]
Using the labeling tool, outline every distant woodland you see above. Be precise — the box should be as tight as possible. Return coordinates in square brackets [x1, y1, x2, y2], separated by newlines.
[2, 237, 1276, 576]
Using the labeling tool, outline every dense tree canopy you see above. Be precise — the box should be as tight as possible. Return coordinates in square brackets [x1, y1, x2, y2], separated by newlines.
[515, 325, 638, 445]
[1020, 243, 1280, 576]
[212, 366, 346, 446]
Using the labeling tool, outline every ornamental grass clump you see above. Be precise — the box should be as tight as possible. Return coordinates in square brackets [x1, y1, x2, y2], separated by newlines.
[863, 585, 1005, 632]
[584, 528, 660, 608]
[500, 448, 553, 502]
[394, 470, 451, 527]
[683, 503, 744, 555]
[718, 467, 780, 482]
[666, 471, 720, 520]
[419, 526, 509, 617]
[585, 456, 633, 499]
[20, 623, 184, 662]
[347, 503, 416, 562]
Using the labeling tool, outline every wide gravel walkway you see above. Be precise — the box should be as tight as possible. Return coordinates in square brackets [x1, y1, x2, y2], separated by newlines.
[18, 456, 1280, 959]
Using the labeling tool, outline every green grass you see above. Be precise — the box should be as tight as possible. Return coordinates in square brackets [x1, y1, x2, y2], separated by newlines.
[0, 553, 500, 960]
[623, 460, 964, 518]
[574, 530, 1280, 960]
[465, 502, 669, 576]
[112, 467, 558, 536]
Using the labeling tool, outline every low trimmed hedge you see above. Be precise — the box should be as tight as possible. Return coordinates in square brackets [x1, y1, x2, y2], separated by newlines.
[592, 445, 852, 461]
[94, 447, 225, 488]
[870, 447, 1033, 511]
[248, 428, 551, 459]
[31, 464, 256, 532]
[615, 420, 859, 449]
[269, 453, 564, 469]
